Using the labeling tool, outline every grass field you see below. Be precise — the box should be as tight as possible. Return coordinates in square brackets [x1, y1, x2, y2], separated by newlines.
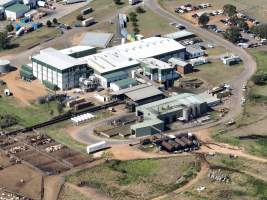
[0, 97, 61, 130]
[60, 0, 127, 25]
[126, 7, 176, 37]
[66, 156, 200, 200]
[163, 154, 267, 200]
[185, 61, 244, 86]
[159, 0, 267, 23]
[0, 27, 60, 57]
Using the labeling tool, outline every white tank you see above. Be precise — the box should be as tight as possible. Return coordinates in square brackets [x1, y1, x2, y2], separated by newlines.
[0, 60, 10, 73]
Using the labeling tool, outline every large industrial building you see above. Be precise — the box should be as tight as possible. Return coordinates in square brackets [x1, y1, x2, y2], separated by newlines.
[79, 37, 186, 88]
[131, 93, 208, 137]
[32, 48, 89, 90]
[29, 37, 187, 90]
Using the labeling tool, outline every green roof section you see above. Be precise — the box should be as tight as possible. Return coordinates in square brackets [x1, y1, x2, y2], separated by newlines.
[103, 71, 128, 79]
[131, 118, 163, 130]
[6, 3, 29, 12]
[112, 78, 138, 88]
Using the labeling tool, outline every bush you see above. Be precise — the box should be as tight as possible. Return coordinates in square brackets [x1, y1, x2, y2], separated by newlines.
[5, 24, 14, 32]
[76, 14, 84, 21]
[251, 73, 267, 85]
[46, 20, 52, 27]
[0, 114, 18, 129]
[136, 6, 146, 13]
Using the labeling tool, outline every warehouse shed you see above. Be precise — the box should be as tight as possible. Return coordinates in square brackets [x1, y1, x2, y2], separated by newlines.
[168, 57, 193, 74]
[5, 3, 30, 20]
[0, 0, 16, 8]
[163, 30, 195, 41]
[110, 78, 138, 92]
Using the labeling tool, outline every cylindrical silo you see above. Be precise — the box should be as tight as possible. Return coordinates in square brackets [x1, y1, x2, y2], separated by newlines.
[0, 60, 10, 73]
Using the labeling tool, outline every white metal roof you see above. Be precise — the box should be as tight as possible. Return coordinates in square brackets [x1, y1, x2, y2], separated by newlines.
[141, 58, 173, 70]
[82, 37, 185, 74]
[32, 48, 85, 71]
[79, 51, 140, 74]
[104, 37, 185, 60]
[60, 45, 95, 55]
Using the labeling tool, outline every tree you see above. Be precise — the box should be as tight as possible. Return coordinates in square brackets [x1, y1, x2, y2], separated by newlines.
[46, 20, 52, 27]
[128, 12, 137, 22]
[57, 103, 64, 114]
[5, 24, 14, 32]
[132, 21, 138, 27]
[133, 27, 140, 34]
[136, 6, 146, 14]
[224, 27, 241, 43]
[113, 0, 121, 5]
[52, 18, 58, 24]
[76, 14, 84, 21]
[251, 24, 267, 38]
[223, 4, 237, 17]
[0, 31, 10, 50]
[198, 13, 209, 27]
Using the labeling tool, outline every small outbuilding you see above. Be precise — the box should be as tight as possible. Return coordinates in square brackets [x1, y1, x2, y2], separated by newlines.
[5, 3, 30, 20]
[168, 57, 193, 74]
[110, 78, 138, 92]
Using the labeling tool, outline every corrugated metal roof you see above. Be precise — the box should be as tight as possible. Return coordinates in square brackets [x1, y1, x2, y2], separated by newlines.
[112, 78, 137, 88]
[32, 48, 84, 71]
[125, 86, 163, 101]
[163, 30, 195, 40]
[102, 71, 128, 79]
[5, 3, 29, 13]
[131, 118, 163, 130]
[168, 57, 189, 67]
[80, 32, 114, 48]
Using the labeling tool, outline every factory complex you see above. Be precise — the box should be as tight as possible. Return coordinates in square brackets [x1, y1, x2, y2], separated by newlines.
[19, 34, 221, 137]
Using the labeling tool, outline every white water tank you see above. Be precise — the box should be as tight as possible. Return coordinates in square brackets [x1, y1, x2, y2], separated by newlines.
[0, 60, 10, 73]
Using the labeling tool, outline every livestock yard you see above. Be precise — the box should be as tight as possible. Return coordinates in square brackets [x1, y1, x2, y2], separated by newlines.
[0, 131, 91, 174]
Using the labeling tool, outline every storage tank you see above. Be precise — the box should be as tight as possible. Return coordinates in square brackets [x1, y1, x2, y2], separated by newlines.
[0, 60, 10, 73]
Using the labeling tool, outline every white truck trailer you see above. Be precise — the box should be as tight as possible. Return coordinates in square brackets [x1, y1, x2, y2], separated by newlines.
[81, 17, 95, 27]
[86, 141, 107, 154]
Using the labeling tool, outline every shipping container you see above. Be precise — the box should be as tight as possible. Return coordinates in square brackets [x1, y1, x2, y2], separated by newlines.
[74, 101, 93, 111]
[81, 17, 95, 27]
[86, 141, 107, 154]
[80, 7, 93, 15]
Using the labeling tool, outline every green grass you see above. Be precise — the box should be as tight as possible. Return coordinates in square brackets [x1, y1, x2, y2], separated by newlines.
[0, 97, 60, 129]
[60, 0, 127, 25]
[186, 61, 244, 86]
[127, 8, 176, 37]
[66, 156, 199, 200]
[0, 27, 60, 57]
